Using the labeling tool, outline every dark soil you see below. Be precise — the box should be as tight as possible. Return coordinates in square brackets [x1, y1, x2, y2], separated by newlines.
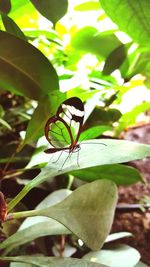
[112, 124, 150, 266]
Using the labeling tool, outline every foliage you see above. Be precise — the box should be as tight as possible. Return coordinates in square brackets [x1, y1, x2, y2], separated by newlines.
[0, 0, 150, 266]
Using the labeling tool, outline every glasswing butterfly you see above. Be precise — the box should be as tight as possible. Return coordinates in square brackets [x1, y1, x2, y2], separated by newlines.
[44, 97, 84, 167]
[44, 97, 106, 168]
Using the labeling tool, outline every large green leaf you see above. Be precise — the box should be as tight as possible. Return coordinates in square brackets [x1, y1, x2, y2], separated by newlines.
[8, 139, 150, 211]
[0, 30, 59, 100]
[7, 180, 118, 251]
[100, 0, 150, 46]
[71, 27, 121, 58]
[30, 0, 68, 24]
[83, 244, 140, 267]
[1, 256, 108, 267]
[72, 164, 143, 185]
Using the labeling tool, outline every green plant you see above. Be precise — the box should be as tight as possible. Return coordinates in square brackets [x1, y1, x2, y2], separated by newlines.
[0, 1, 150, 266]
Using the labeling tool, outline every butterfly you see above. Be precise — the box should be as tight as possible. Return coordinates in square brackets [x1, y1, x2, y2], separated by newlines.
[44, 97, 84, 166]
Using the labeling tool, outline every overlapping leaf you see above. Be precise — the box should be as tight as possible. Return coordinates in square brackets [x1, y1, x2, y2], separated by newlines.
[30, 0, 68, 24]
[5, 180, 118, 251]
[1, 256, 108, 267]
[101, 0, 150, 46]
[8, 139, 150, 211]
[0, 30, 59, 100]
[72, 164, 144, 185]
[83, 244, 140, 267]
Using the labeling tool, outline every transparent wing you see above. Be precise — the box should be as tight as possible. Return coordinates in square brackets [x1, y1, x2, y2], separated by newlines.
[57, 97, 84, 144]
[45, 116, 74, 148]
[45, 97, 84, 149]
[50, 119, 71, 147]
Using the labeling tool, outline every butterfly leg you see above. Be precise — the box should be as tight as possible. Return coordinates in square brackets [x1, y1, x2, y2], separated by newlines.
[52, 150, 64, 163]
[60, 152, 71, 170]
[76, 146, 81, 167]
[71, 146, 81, 167]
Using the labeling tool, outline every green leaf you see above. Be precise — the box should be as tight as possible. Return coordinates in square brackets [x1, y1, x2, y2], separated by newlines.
[9, 180, 118, 251]
[0, 30, 59, 100]
[23, 29, 61, 45]
[1, 221, 70, 254]
[79, 125, 112, 141]
[83, 244, 140, 267]
[0, 118, 12, 130]
[103, 45, 129, 75]
[105, 232, 132, 243]
[87, 108, 122, 127]
[71, 164, 144, 185]
[104, 91, 119, 107]
[135, 262, 149, 267]
[8, 139, 150, 211]
[11, 263, 33, 267]
[38, 180, 117, 250]
[71, 27, 122, 58]
[0, 104, 5, 117]
[100, 0, 150, 46]
[1, 256, 108, 267]
[117, 102, 150, 134]
[30, 0, 68, 25]
[21, 92, 65, 147]
[121, 49, 150, 81]
[74, 2, 101, 11]
[0, 0, 11, 14]
[1, 13, 27, 41]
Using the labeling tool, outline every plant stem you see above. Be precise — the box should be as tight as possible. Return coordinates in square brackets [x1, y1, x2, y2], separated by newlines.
[67, 175, 74, 189]
[7, 183, 32, 212]
[6, 208, 39, 220]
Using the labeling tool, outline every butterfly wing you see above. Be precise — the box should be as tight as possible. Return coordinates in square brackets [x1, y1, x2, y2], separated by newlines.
[57, 97, 84, 144]
[44, 97, 84, 153]
[45, 116, 72, 150]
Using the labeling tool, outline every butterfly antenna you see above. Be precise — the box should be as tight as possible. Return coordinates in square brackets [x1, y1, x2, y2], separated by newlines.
[80, 141, 107, 146]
